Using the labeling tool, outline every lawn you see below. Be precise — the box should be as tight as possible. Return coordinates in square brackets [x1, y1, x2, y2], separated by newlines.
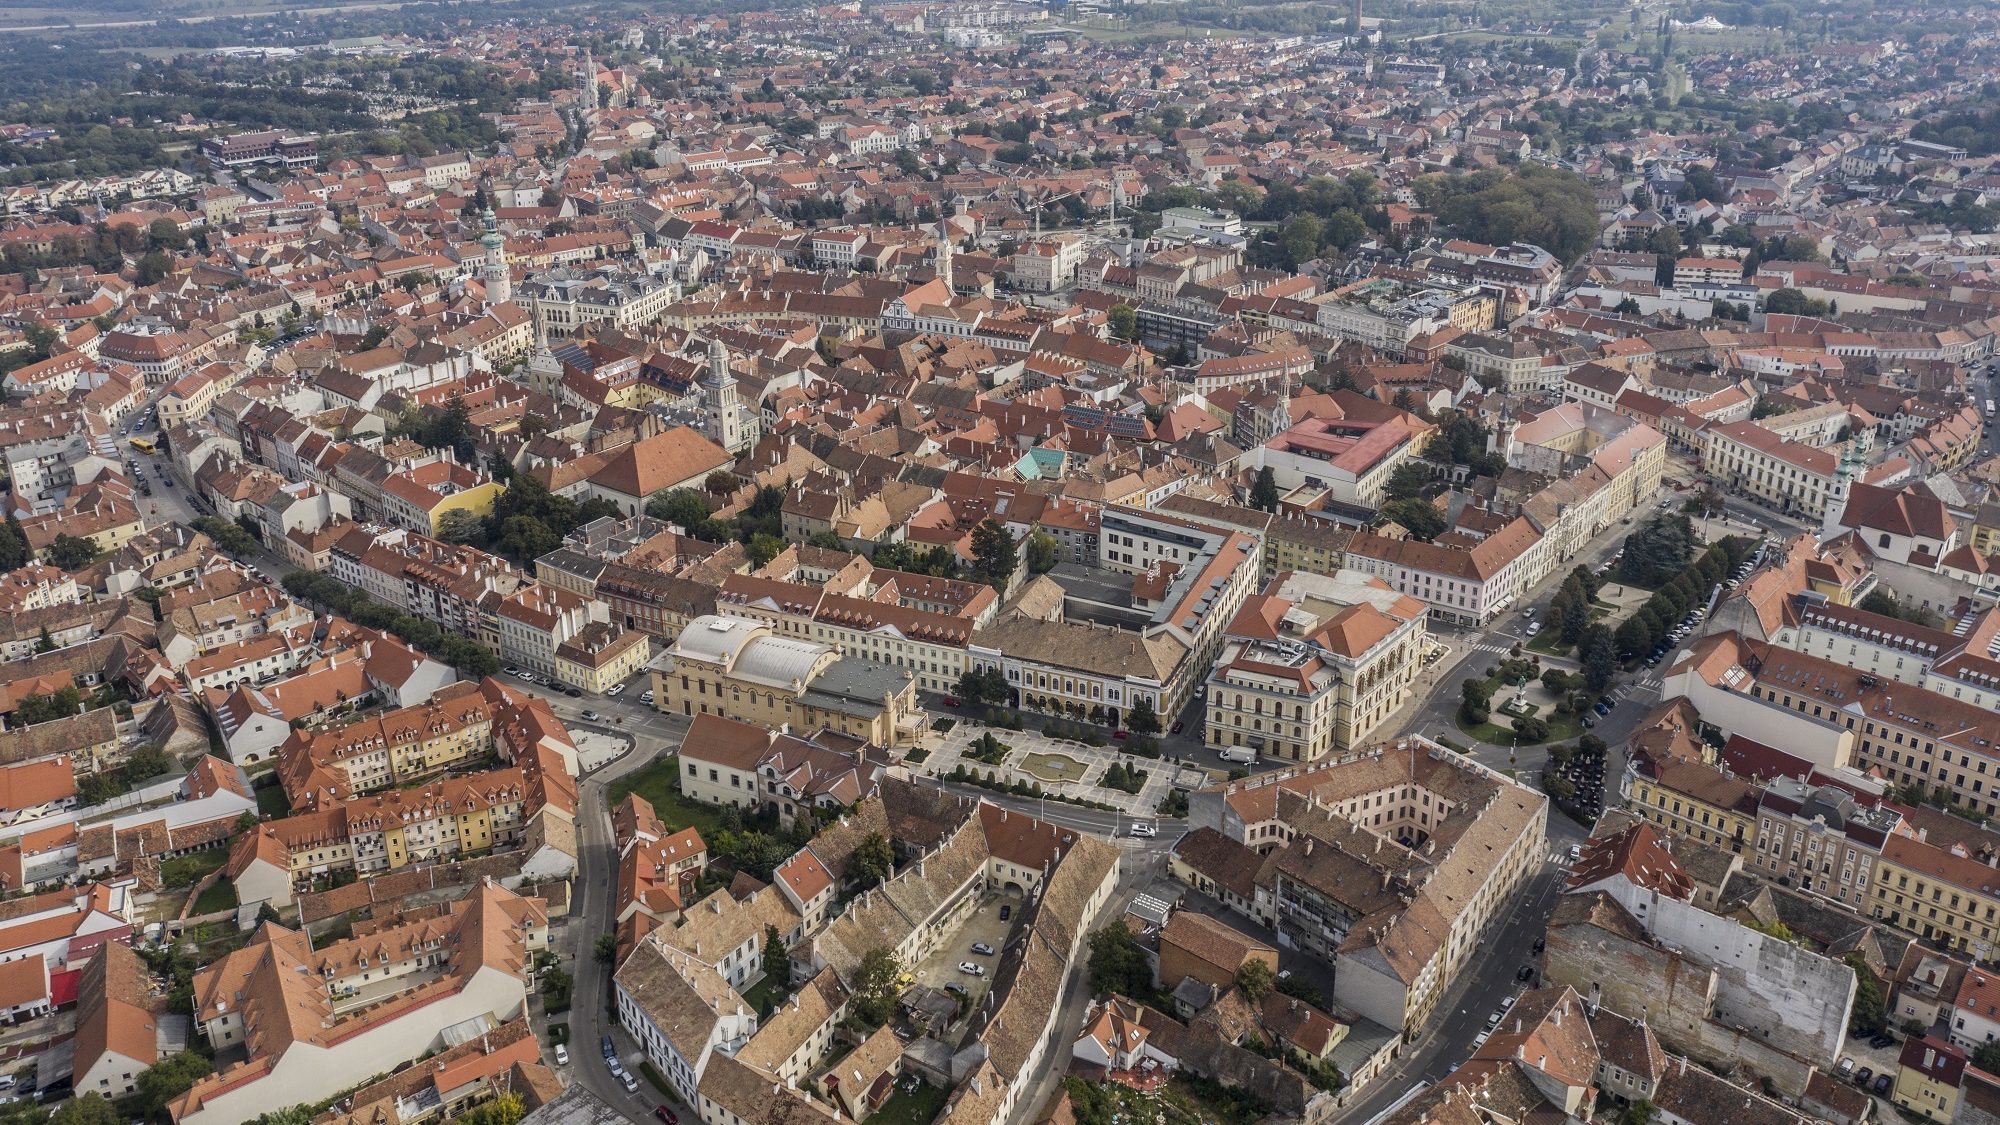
[254, 785, 290, 818]
[607, 755, 727, 840]
[160, 847, 230, 891]
[1020, 751, 1088, 783]
[870, 1082, 949, 1125]
[1454, 674, 1583, 747]
[193, 879, 237, 915]
[1525, 631, 1570, 657]
[742, 975, 786, 1016]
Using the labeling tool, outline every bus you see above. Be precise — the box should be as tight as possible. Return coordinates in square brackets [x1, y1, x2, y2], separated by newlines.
[128, 436, 156, 454]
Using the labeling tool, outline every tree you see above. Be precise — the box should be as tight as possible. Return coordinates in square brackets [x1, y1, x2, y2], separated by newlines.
[1280, 213, 1324, 267]
[15, 686, 82, 725]
[1249, 466, 1280, 512]
[594, 933, 619, 964]
[138, 1052, 214, 1115]
[458, 1094, 526, 1125]
[0, 514, 25, 572]
[1846, 953, 1885, 1032]
[1107, 303, 1137, 342]
[763, 924, 791, 986]
[1378, 499, 1446, 541]
[1127, 696, 1161, 736]
[1619, 515, 1696, 587]
[970, 517, 1017, 591]
[46, 533, 96, 569]
[1621, 1098, 1655, 1125]
[51, 1094, 121, 1125]
[1615, 615, 1655, 659]
[436, 508, 485, 545]
[1384, 462, 1433, 502]
[1580, 625, 1618, 692]
[1237, 958, 1274, 1001]
[849, 947, 903, 1028]
[1764, 287, 1829, 317]
[646, 488, 712, 531]
[850, 831, 894, 887]
[1025, 531, 1059, 574]
[1087, 923, 1153, 996]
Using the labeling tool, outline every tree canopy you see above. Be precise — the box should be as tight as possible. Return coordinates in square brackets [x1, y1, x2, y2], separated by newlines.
[1414, 164, 1602, 265]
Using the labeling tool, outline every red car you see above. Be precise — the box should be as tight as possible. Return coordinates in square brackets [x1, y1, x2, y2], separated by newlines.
[942, 696, 960, 708]
[1112, 730, 1129, 741]
[655, 1108, 678, 1124]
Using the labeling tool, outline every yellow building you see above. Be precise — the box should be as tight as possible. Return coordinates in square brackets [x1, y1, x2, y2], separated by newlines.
[1625, 749, 1758, 853]
[555, 622, 652, 694]
[380, 463, 505, 537]
[1891, 1037, 1966, 1122]
[1869, 829, 2000, 960]
[652, 614, 924, 748]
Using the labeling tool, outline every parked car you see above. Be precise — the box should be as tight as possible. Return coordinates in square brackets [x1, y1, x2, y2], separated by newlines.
[1112, 730, 1129, 740]
[607, 683, 626, 696]
[1517, 965, 1534, 982]
[1870, 1034, 1898, 1050]
[1837, 1057, 1855, 1078]
[998, 905, 1011, 921]
[958, 961, 985, 976]
[620, 1072, 639, 1094]
[1581, 716, 1596, 728]
[564, 686, 582, 697]
[641, 691, 655, 704]
[970, 942, 994, 956]
[1171, 721, 1184, 734]
[1526, 622, 1542, 637]
[553, 1044, 568, 1066]
[581, 710, 601, 722]
[1593, 702, 1609, 716]
[1855, 1067, 1873, 1087]
[1873, 1073, 1893, 1096]
[944, 983, 968, 997]
[1129, 822, 1157, 838]
[941, 696, 960, 708]
[601, 1035, 615, 1058]
[655, 1108, 679, 1124]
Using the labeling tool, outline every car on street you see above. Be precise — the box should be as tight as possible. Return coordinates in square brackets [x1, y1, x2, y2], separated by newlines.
[1517, 965, 1534, 982]
[1526, 622, 1542, 636]
[1484, 1011, 1503, 1030]
[564, 686, 582, 697]
[942, 696, 960, 708]
[1581, 715, 1595, 728]
[620, 1072, 639, 1094]
[971, 942, 994, 956]
[553, 1044, 568, 1066]
[1129, 823, 1157, 837]
[1567, 844, 1582, 860]
[1171, 721, 1184, 734]
[655, 1108, 679, 1124]
[641, 690, 655, 703]
[958, 961, 985, 976]
[581, 710, 600, 722]
[1112, 730, 1129, 740]
[601, 1035, 615, 1058]
[1593, 702, 1609, 716]
[607, 683, 626, 696]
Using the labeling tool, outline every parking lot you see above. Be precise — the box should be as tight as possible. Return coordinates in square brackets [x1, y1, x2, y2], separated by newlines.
[905, 890, 1024, 1037]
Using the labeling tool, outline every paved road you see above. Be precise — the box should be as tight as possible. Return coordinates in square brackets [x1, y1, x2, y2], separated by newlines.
[562, 705, 693, 1122]
[1335, 859, 1573, 1124]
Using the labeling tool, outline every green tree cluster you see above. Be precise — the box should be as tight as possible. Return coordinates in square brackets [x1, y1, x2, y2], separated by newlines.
[281, 571, 501, 676]
[1414, 164, 1603, 265]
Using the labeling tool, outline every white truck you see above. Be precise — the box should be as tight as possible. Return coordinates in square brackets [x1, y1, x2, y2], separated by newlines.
[1219, 745, 1259, 765]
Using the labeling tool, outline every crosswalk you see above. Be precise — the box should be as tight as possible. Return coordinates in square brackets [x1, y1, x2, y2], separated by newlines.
[1463, 642, 1513, 658]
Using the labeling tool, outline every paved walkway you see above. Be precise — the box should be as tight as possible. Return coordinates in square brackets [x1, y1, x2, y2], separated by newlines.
[921, 721, 1174, 819]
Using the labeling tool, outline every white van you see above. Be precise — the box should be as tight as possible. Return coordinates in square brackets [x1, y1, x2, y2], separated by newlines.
[1219, 745, 1258, 765]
